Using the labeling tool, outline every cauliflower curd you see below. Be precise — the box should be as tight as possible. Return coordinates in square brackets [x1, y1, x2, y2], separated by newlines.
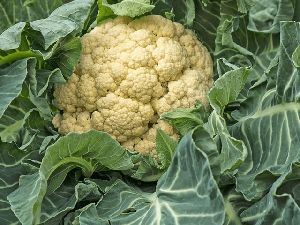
[52, 15, 213, 155]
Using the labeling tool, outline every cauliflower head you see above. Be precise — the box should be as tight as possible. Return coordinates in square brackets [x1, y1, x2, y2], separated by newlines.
[53, 15, 213, 155]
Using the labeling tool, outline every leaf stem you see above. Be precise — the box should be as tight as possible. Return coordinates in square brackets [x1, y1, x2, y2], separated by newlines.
[43, 156, 95, 179]
[0, 50, 43, 66]
[224, 196, 242, 225]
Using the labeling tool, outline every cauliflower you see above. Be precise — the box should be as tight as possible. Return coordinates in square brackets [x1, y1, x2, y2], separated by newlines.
[53, 15, 213, 156]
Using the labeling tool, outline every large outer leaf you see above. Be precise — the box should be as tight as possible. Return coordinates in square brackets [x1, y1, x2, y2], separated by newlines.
[293, 45, 300, 67]
[30, 0, 95, 49]
[192, 126, 220, 178]
[0, 58, 58, 147]
[41, 130, 133, 175]
[293, 0, 300, 21]
[0, 22, 26, 51]
[215, 0, 279, 67]
[0, 0, 95, 78]
[241, 164, 300, 224]
[0, 142, 38, 225]
[28, 68, 65, 121]
[14, 110, 58, 152]
[231, 21, 300, 201]
[204, 67, 249, 174]
[40, 180, 102, 224]
[0, 58, 33, 118]
[0, 23, 44, 66]
[275, 22, 300, 102]
[0, 96, 35, 143]
[8, 130, 133, 225]
[193, 0, 221, 52]
[97, 0, 154, 22]
[45, 37, 81, 79]
[223, 189, 251, 225]
[247, 0, 294, 33]
[0, 0, 64, 33]
[207, 111, 247, 174]
[232, 100, 300, 200]
[247, 50, 278, 84]
[80, 130, 225, 225]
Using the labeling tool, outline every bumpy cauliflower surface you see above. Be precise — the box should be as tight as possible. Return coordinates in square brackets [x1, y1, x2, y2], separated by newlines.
[52, 15, 213, 155]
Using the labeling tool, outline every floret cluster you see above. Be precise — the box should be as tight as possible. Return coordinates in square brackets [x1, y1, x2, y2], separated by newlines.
[53, 15, 213, 155]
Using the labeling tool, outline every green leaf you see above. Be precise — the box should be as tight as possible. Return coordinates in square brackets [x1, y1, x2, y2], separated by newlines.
[206, 111, 247, 173]
[0, 58, 33, 118]
[225, 22, 300, 201]
[0, 59, 57, 146]
[208, 67, 249, 114]
[16, 110, 58, 151]
[28, 69, 64, 120]
[152, 0, 221, 52]
[232, 101, 300, 200]
[38, 134, 59, 154]
[247, 50, 278, 84]
[155, 128, 177, 169]
[241, 164, 300, 224]
[97, 0, 115, 22]
[34, 69, 65, 97]
[236, 0, 255, 13]
[192, 126, 220, 177]
[125, 153, 164, 182]
[40, 180, 102, 224]
[30, 0, 95, 49]
[293, 0, 300, 21]
[292, 45, 300, 67]
[223, 189, 251, 225]
[275, 22, 300, 103]
[0, 0, 65, 33]
[45, 37, 81, 79]
[97, 0, 154, 22]
[216, 58, 239, 78]
[8, 173, 47, 225]
[0, 142, 38, 225]
[0, 0, 94, 78]
[214, 0, 279, 67]
[248, 0, 294, 33]
[192, 0, 221, 52]
[160, 104, 207, 135]
[183, 0, 195, 27]
[81, 131, 225, 225]
[152, 0, 197, 27]
[0, 96, 35, 143]
[0, 25, 43, 66]
[76, 204, 108, 225]
[0, 22, 27, 51]
[8, 130, 133, 225]
[42, 130, 133, 173]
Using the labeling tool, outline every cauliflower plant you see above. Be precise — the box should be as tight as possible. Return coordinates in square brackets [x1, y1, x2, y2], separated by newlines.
[52, 15, 213, 155]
